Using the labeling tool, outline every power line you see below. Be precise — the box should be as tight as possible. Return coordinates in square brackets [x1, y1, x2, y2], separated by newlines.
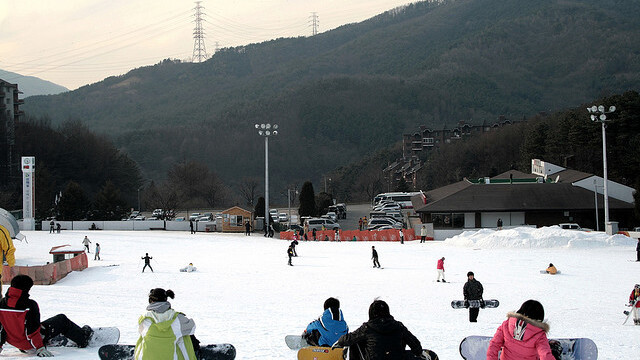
[192, 1, 208, 63]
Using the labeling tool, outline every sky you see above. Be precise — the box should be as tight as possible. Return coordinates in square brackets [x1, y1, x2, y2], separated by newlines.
[0, 0, 416, 90]
[2, 225, 638, 358]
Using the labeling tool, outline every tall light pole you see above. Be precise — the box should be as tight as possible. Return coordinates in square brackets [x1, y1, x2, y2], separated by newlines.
[588, 104, 615, 230]
[255, 123, 278, 233]
[288, 188, 298, 227]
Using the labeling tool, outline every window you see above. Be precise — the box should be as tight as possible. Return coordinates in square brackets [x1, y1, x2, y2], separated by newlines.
[432, 213, 465, 228]
[423, 138, 434, 144]
[230, 215, 243, 227]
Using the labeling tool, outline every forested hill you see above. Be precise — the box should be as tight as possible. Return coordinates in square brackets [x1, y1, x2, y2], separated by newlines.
[22, 0, 640, 189]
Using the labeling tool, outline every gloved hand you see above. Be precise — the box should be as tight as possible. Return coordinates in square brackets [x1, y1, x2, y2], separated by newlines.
[331, 341, 340, 350]
[36, 347, 54, 357]
[480, 300, 486, 309]
[464, 300, 469, 308]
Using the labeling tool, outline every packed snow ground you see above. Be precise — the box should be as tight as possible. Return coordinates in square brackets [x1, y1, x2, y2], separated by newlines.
[2, 226, 639, 359]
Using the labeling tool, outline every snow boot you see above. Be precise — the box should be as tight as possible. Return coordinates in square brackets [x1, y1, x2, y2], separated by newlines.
[442, 279, 447, 283]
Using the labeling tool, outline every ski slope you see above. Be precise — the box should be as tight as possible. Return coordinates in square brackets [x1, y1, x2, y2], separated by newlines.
[2, 226, 638, 359]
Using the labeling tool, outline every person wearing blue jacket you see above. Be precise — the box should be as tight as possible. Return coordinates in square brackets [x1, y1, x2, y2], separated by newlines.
[303, 297, 348, 347]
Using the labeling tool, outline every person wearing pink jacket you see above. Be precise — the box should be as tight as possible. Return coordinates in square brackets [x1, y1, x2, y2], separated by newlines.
[436, 257, 446, 282]
[487, 299, 555, 360]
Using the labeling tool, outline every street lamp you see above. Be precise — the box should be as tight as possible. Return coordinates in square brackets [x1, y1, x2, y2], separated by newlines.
[587, 104, 615, 232]
[255, 123, 278, 233]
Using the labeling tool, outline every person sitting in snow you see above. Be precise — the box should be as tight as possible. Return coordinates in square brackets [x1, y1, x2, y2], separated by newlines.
[180, 263, 197, 272]
[487, 299, 556, 360]
[302, 297, 348, 347]
[545, 263, 558, 275]
[629, 284, 640, 325]
[0, 275, 94, 357]
[135, 288, 200, 360]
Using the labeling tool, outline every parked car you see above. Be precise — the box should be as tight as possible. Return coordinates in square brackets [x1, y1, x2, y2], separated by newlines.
[133, 215, 146, 221]
[367, 218, 402, 229]
[189, 213, 202, 221]
[305, 218, 341, 231]
[325, 211, 337, 221]
[152, 208, 164, 217]
[373, 225, 394, 231]
[174, 217, 186, 221]
[558, 223, 583, 230]
[289, 224, 303, 233]
[278, 213, 289, 223]
[269, 209, 279, 222]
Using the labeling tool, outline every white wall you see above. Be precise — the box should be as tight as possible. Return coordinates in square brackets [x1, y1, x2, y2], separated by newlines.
[464, 213, 475, 228]
[481, 212, 525, 228]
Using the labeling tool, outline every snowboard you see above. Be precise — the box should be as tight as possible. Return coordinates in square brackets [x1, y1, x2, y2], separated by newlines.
[459, 335, 598, 360]
[297, 346, 345, 360]
[451, 299, 499, 309]
[285, 334, 310, 349]
[98, 343, 236, 360]
[48, 327, 119, 348]
[540, 270, 562, 274]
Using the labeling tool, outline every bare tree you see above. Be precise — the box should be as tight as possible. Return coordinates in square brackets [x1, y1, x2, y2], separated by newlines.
[238, 177, 260, 207]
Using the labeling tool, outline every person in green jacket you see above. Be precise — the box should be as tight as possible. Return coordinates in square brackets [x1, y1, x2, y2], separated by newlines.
[134, 288, 200, 360]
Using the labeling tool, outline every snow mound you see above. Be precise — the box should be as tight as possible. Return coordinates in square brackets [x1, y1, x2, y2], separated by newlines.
[444, 226, 636, 249]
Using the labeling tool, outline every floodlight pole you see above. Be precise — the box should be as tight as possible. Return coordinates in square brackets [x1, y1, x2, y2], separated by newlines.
[255, 123, 278, 233]
[587, 104, 615, 230]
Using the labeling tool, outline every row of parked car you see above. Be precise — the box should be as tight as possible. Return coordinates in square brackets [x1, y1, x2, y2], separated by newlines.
[367, 199, 406, 231]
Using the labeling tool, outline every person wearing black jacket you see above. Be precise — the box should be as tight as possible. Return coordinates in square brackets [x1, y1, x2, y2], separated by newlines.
[0, 275, 93, 356]
[334, 299, 423, 360]
[463, 271, 484, 322]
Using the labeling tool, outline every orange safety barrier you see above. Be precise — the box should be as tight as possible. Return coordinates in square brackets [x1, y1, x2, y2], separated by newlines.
[2, 253, 88, 285]
[280, 229, 419, 241]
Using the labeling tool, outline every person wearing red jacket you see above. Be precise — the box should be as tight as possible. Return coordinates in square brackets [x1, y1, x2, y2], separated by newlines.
[630, 284, 640, 325]
[436, 257, 446, 282]
[487, 299, 555, 360]
[0, 275, 93, 357]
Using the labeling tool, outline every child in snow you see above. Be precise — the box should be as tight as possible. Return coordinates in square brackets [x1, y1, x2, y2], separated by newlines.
[303, 297, 348, 347]
[0, 275, 93, 356]
[94, 243, 101, 260]
[629, 284, 640, 325]
[135, 288, 200, 360]
[487, 299, 555, 360]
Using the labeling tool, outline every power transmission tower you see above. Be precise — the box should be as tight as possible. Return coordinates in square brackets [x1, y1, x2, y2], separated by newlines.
[309, 12, 319, 36]
[192, 1, 208, 62]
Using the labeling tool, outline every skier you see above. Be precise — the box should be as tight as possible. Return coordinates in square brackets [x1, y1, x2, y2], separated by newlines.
[290, 239, 298, 257]
[82, 236, 91, 253]
[487, 299, 555, 360]
[546, 263, 557, 274]
[629, 284, 640, 325]
[94, 243, 101, 260]
[436, 257, 446, 282]
[135, 288, 199, 360]
[302, 297, 348, 347]
[463, 271, 484, 322]
[245, 221, 252, 236]
[0, 275, 94, 356]
[141, 253, 154, 273]
[420, 225, 428, 243]
[287, 245, 294, 266]
[333, 299, 423, 360]
[371, 246, 381, 268]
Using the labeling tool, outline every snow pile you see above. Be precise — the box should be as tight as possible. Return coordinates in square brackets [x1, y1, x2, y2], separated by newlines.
[444, 226, 636, 249]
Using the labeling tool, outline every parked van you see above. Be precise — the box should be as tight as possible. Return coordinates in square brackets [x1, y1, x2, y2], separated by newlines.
[305, 218, 341, 231]
[372, 192, 421, 209]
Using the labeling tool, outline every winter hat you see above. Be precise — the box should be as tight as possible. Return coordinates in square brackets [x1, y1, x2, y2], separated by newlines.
[324, 297, 340, 320]
[368, 299, 390, 320]
[467, 271, 474, 277]
[10, 275, 34, 292]
[148, 288, 175, 303]
[516, 299, 545, 322]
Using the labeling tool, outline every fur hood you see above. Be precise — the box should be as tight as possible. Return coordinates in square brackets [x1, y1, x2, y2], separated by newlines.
[506, 312, 550, 333]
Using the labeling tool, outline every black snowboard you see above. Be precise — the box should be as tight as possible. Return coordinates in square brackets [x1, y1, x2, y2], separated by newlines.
[451, 299, 499, 309]
[98, 343, 236, 360]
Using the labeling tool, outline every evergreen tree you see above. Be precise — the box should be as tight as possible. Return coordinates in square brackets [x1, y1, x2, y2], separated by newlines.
[316, 192, 332, 216]
[395, 178, 411, 192]
[298, 181, 316, 217]
[93, 180, 128, 220]
[255, 197, 265, 218]
[57, 181, 90, 220]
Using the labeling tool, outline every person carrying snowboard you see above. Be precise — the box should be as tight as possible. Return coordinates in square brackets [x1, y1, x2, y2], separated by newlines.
[487, 299, 556, 360]
[333, 299, 423, 360]
[141, 253, 154, 273]
[463, 271, 484, 322]
[134, 288, 199, 360]
[82, 236, 91, 253]
[0, 275, 94, 357]
[436, 257, 446, 282]
[629, 284, 640, 325]
[371, 246, 381, 268]
[287, 245, 294, 266]
[302, 297, 348, 347]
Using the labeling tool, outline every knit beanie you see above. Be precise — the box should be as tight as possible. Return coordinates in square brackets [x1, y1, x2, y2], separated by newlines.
[324, 297, 340, 320]
[368, 300, 390, 320]
[10, 275, 34, 292]
[467, 271, 474, 277]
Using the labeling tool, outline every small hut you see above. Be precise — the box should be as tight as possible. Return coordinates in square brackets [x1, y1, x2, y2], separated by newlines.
[221, 206, 252, 233]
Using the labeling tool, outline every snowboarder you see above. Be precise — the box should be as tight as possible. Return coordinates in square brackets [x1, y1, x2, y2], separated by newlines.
[95, 243, 101, 260]
[437, 257, 446, 282]
[463, 271, 484, 322]
[487, 299, 555, 360]
[56, 223, 61, 233]
[290, 239, 298, 257]
[420, 225, 428, 243]
[180, 263, 197, 272]
[629, 284, 640, 325]
[82, 236, 91, 253]
[546, 263, 557, 275]
[0, 275, 94, 356]
[287, 246, 294, 266]
[497, 218, 503, 230]
[135, 288, 199, 360]
[49, 220, 55, 234]
[244, 221, 251, 236]
[334, 299, 422, 360]
[141, 253, 154, 273]
[302, 297, 348, 347]
[371, 246, 381, 268]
